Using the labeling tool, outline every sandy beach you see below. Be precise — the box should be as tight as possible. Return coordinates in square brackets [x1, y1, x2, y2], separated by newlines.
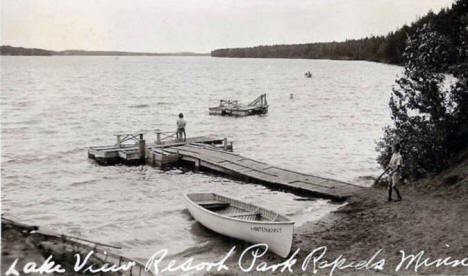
[208, 157, 468, 276]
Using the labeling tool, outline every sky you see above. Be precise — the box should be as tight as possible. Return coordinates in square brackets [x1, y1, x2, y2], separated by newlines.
[0, 0, 455, 53]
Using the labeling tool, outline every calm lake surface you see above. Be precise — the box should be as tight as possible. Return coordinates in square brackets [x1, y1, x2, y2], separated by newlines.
[1, 56, 400, 263]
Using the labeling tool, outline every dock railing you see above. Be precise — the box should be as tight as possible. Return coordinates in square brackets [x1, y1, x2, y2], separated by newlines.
[220, 99, 239, 107]
[248, 93, 267, 107]
[115, 129, 184, 147]
[115, 133, 144, 147]
[154, 129, 179, 145]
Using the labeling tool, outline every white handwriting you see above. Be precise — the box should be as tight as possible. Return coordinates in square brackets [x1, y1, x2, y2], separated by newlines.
[238, 244, 298, 273]
[302, 246, 385, 276]
[396, 250, 468, 272]
[145, 247, 233, 274]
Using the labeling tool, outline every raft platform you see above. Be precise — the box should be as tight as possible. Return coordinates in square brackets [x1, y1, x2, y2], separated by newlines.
[208, 94, 268, 116]
[88, 131, 362, 200]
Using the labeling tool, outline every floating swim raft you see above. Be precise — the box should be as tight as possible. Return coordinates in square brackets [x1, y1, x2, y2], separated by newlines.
[209, 94, 268, 116]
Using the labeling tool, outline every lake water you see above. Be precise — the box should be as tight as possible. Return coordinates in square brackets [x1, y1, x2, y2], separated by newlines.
[1, 56, 400, 264]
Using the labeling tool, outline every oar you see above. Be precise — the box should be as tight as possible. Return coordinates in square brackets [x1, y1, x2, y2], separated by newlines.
[374, 167, 391, 186]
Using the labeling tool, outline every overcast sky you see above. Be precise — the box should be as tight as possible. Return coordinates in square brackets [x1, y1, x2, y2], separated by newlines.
[1, 0, 454, 53]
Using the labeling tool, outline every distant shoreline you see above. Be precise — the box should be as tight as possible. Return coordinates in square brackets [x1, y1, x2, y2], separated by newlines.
[0, 45, 209, 56]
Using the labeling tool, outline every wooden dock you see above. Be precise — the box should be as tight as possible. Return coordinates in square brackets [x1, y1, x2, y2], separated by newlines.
[88, 132, 363, 200]
[88, 131, 229, 166]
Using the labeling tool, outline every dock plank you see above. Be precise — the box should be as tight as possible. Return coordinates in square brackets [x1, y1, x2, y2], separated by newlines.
[89, 137, 364, 200]
[169, 144, 363, 200]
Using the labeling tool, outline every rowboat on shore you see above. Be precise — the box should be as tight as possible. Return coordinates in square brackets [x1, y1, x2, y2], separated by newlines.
[184, 193, 295, 258]
[208, 94, 268, 116]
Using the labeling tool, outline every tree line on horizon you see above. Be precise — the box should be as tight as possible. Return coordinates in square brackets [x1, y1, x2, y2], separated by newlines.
[0, 46, 209, 56]
[211, 1, 463, 65]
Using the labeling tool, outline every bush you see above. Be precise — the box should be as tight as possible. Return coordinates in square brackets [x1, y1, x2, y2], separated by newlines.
[377, 20, 468, 180]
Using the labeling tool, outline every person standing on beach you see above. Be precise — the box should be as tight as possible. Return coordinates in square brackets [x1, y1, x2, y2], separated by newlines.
[387, 143, 403, 201]
[176, 113, 186, 141]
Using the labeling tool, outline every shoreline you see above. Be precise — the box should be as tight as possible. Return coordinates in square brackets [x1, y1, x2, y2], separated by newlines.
[2, 157, 466, 276]
[1, 217, 151, 276]
[216, 157, 468, 275]
[2, 173, 466, 276]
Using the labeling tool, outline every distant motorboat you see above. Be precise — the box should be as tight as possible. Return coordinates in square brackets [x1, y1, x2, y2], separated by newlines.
[184, 193, 294, 258]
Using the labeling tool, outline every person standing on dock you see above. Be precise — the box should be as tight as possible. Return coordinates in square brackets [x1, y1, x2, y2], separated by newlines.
[387, 143, 403, 201]
[176, 113, 186, 141]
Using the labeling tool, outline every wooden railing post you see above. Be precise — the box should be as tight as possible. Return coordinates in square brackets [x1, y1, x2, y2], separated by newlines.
[139, 139, 146, 160]
[139, 133, 145, 160]
[116, 135, 121, 147]
[155, 130, 161, 145]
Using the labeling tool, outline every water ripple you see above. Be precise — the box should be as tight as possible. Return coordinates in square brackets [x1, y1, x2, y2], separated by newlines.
[1, 56, 400, 262]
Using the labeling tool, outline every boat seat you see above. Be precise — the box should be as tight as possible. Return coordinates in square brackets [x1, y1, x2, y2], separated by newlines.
[229, 211, 260, 218]
[198, 201, 230, 210]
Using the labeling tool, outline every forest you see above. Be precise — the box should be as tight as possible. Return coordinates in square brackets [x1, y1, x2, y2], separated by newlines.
[0, 46, 208, 56]
[211, 1, 465, 65]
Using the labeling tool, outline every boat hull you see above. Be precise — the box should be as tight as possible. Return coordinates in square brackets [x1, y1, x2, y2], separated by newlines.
[184, 194, 294, 258]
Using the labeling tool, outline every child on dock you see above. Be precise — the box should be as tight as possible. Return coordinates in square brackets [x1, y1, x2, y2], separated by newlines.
[176, 113, 186, 141]
[387, 143, 403, 201]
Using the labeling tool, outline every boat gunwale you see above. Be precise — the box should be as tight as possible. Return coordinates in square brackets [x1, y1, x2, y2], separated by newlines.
[184, 193, 295, 226]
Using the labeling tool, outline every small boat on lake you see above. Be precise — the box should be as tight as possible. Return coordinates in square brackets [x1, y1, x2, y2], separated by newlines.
[209, 94, 268, 116]
[184, 193, 294, 258]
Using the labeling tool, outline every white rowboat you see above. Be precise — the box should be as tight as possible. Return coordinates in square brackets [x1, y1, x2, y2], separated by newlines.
[184, 193, 294, 258]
